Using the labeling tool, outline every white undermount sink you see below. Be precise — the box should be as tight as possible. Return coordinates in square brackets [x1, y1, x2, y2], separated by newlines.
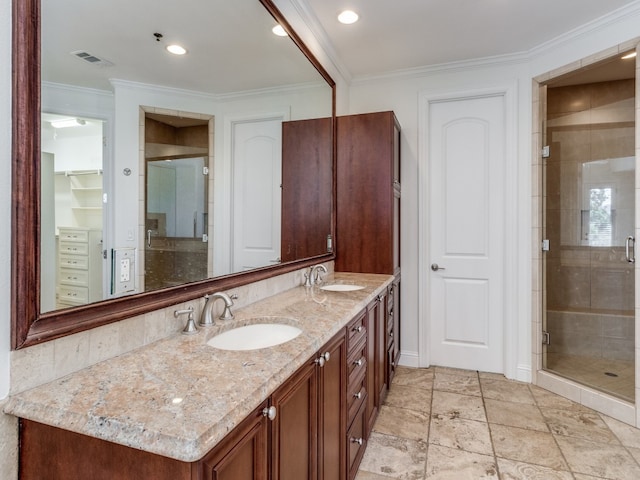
[320, 284, 365, 292]
[206, 322, 302, 351]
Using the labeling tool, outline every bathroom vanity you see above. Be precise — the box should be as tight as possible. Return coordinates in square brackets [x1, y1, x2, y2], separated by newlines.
[7, 273, 398, 480]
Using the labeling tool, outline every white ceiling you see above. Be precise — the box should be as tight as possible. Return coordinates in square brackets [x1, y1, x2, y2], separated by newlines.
[42, 0, 324, 94]
[42, 0, 639, 95]
[303, 0, 640, 79]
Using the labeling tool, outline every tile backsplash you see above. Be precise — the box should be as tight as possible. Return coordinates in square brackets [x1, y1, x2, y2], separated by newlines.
[9, 262, 332, 395]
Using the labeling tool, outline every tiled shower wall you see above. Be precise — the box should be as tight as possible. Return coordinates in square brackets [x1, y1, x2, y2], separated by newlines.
[547, 310, 634, 361]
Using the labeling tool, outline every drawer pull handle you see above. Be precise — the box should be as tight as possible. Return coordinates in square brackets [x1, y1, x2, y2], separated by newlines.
[352, 325, 362, 333]
[262, 406, 277, 421]
[390, 332, 394, 337]
[353, 358, 363, 367]
[351, 437, 363, 445]
[353, 391, 362, 399]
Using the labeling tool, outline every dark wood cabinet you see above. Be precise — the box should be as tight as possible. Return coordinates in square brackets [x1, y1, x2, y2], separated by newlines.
[199, 401, 269, 480]
[20, 419, 193, 480]
[364, 294, 387, 437]
[281, 117, 333, 262]
[376, 290, 388, 406]
[17, 325, 354, 480]
[346, 310, 368, 480]
[365, 299, 378, 436]
[336, 111, 401, 276]
[271, 358, 318, 480]
[337, 111, 401, 441]
[318, 332, 347, 480]
[387, 279, 401, 386]
[270, 331, 349, 480]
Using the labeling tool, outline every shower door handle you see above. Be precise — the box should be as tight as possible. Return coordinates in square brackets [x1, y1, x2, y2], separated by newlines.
[626, 236, 635, 263]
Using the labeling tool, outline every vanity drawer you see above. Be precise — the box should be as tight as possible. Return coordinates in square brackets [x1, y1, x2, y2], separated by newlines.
[347, 337, 367, 384]
[59, 229, 90, 243]
[387, 314, 395, 349]
[59, 241, 89, 256]
[59, 268, 89, 287]
[59, 254, 89, 270]
[347, 368, 367, 425]
[58, 285, 89, 304]
[347, 400, 367, 480]
[347, 310, 366, 349]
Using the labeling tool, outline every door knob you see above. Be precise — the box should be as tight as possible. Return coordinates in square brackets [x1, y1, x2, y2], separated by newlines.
[431, 263, 445, 271]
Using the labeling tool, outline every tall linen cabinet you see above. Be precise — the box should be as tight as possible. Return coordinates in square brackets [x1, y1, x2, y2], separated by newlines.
[336, 111, 401, 436]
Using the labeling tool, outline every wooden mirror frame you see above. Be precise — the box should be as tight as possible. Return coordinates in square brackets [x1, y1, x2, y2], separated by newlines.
[11, 0, 336, 349]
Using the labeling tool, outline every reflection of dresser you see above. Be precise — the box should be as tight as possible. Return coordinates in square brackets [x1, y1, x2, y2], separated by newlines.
[57, 227, 103, 309]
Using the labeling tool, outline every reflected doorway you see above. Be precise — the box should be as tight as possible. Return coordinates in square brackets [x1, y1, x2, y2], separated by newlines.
[40, 113, 106, 312]
[144, 112, 210, 291]
[542, 51, 636, 402]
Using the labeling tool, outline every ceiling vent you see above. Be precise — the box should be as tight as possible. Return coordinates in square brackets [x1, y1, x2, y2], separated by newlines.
[70, 50, 114, 67]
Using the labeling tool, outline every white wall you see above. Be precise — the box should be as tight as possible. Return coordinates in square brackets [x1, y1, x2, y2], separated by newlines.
[347, 4, 640, 381]
[347, 61, 532, 379]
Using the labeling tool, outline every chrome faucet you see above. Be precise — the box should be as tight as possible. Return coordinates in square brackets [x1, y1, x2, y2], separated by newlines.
[304, 264, 327, 287]
[200, 292, 237, 327]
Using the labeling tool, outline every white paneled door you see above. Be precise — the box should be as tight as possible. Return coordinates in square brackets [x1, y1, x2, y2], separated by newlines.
[427, 94, 506, 373]
[232, 118, 282, 272]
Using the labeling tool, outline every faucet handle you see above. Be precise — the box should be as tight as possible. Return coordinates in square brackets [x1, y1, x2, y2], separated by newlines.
[175, 307, 198, 335]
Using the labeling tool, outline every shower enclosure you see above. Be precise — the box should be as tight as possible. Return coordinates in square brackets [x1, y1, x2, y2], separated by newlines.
[542, 67, 636, 402]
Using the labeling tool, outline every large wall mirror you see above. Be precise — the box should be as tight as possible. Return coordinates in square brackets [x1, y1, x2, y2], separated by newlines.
[12, 0, 336, 348]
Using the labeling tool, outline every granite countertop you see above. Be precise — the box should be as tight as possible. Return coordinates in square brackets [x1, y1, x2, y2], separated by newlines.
[4, 272, 393, 463]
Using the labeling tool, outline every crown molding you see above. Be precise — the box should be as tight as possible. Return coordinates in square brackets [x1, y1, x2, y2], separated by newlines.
[351, 51, 530, 86]
[529, 0, 640, 58]
[289, 0, 353, 84]
[109, 78, 326, 103]
[291, 0, 640, 88]
[42, 81, 113, 98]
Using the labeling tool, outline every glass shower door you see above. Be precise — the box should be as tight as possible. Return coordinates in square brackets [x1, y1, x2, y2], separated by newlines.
[543, 78, 636, 402]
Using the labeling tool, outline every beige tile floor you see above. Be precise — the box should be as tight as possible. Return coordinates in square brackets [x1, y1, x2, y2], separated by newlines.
[356, 366, 640, 480]
[546, 353, 635, 402]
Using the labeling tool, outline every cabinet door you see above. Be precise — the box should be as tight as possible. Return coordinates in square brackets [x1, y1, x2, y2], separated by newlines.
[365, 299, 378, 435]
[20, 420, 192, 480]
[389, 279, 401, 384]
[198, 401, 269, 480]
[271, 359, 318, 480]
[281, 118, 332, 262]
[376, 291, 388, 404]
[336, 111, 398, 274]
[318, 331, 347, 480]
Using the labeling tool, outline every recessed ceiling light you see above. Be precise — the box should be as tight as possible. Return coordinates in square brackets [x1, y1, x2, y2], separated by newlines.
[166, 44, 187, 55]
[621, 51, 637, 60]
[338, 10, 359, 25]
[272, 25, 288, 37]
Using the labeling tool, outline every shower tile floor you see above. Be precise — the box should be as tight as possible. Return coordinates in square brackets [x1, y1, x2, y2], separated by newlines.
[356, 366, 640, 479]
[546, 353, 635, 402]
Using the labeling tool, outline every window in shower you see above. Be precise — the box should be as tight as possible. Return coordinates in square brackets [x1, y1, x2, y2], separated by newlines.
[542, 54, 636, 403]
[583, 185, 613, 247]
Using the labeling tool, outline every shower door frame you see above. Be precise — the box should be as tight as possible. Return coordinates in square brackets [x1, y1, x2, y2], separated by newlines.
[532, 41, 640, 427]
